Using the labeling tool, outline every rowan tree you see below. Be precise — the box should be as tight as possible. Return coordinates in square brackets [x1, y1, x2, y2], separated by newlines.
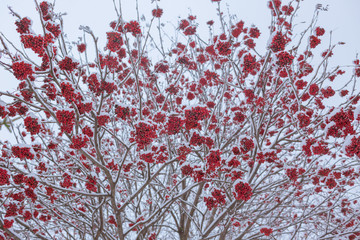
[0, 0, 360, 239]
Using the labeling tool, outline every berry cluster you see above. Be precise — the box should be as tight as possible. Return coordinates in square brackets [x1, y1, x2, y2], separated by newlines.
[240, 138, 254, 153]
[106, 32, 123, 52]
[233, 182, 252, 201]
[15, 17, 31, 34]
[86, 176, 97, 192]
[56, 110, 75, 133]
[45, 23, 61, 38]
[124, 21, 141, 36]
[167, 116, 183, 135]
[204, 189, 226, 210]
[12, 145, 35, 160]
[152, 8, 163, 18]
[270, 32, 289, 52]
[61, 82, 76, 103]
[345, 136, 360, 158]
[216, 41, 232, 56]
[97, 115, 110, 126]
[0, 168, 10, 185]
[276, 51, 294, 67]
[77, 43, 86, 53]
[184, 106, 210, 130]
[58, 57, 79, 72]
[260, 228, 273, 236]
[24, 116, 41, 135]
[315, 27, 325, 36]
[70, 135, 89, 149]
[206, 150, 221, 172]
[12, 61, 34, 80]
[134, 122, 157, 149]
[154, 62, 169, 73]
[327, 109, 354, 137]
[242, 53, 258, 74]
[115, 105, 130, 120]
[21, 34, 45, 56]
[60, 173, 73, 188]
[309, 35, 321, 48]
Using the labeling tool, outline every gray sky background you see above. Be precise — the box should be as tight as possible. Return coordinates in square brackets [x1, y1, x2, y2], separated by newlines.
[0, 0, 359, 140]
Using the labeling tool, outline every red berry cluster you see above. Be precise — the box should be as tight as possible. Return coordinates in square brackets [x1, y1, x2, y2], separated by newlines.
[315, 27, 325, 36]
[115, 105, 130, 120]
[243, 89, 255, 103]
[45, 23, 61, 38]
[231, 21, 244, 38]
[240, 137, 254, 153]
[233, 111, 246, 123]
[327, 109, 354, 137]
[15, 17, 31, 34]
[233, 181, 252, 201]
[3, 219, 14, 229]
[61, 82, 76, 103]
[106, 32, 123, 52]
[154, 62, 169, 73]
[152, 8, 163, 18]
[24, 116, 41, 135]
[184, 106, 210, 130]
[204, 189, 226, 210]
[140, 152, 154, 163]
[242, 53, 258, 74]
[124, 21, 142, 36]
[286, 168, 305, 181]
[21, 34, 45, 56]
[25, 176, 38, 189]
[39, 1, 52, 21]
[260, 228, 273, 236]
[60, 173, 73, 188]
[183, 26, 196, 36]
[0, 168, 10, 185]
[179, 19, 190, 30]
[12, 61, 34, 80]
[86, 176, 97, 192]
[297, 112, 311, 128]
[77, 43, 86, 53]
[12, 145, 35, 160]
[326, 178, 337, 189]
[206, 150, 222, 173]
[308, 83, 319, 96]
[86, 74, 101, 95]
[56, 110, 75, 133]
[58, 57, 79, 72]
[249, 27, 261, 38]
[321, 86, 335, 98]
[276, 51, 294, 67]
[13, 174, 24, 184]
[70, 135, 89, 149]
[167, 116, 183, 135]
[100, 80, 117, 94]
[345, 136, 360, 158]
[0, 104, 7, 119]
[281, 5, 294, 15]
[134, 122, 157, 149]
[302, 138, 316, 156]
[216, 41, 232, 56]
[270, 32, 289, 52]
[97, 115, 110, 126]
[82, 126, 93, 137]
[309, 35, 321, 48]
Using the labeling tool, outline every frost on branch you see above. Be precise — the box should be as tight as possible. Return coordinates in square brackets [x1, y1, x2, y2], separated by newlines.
[0, 0, 360, 239]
